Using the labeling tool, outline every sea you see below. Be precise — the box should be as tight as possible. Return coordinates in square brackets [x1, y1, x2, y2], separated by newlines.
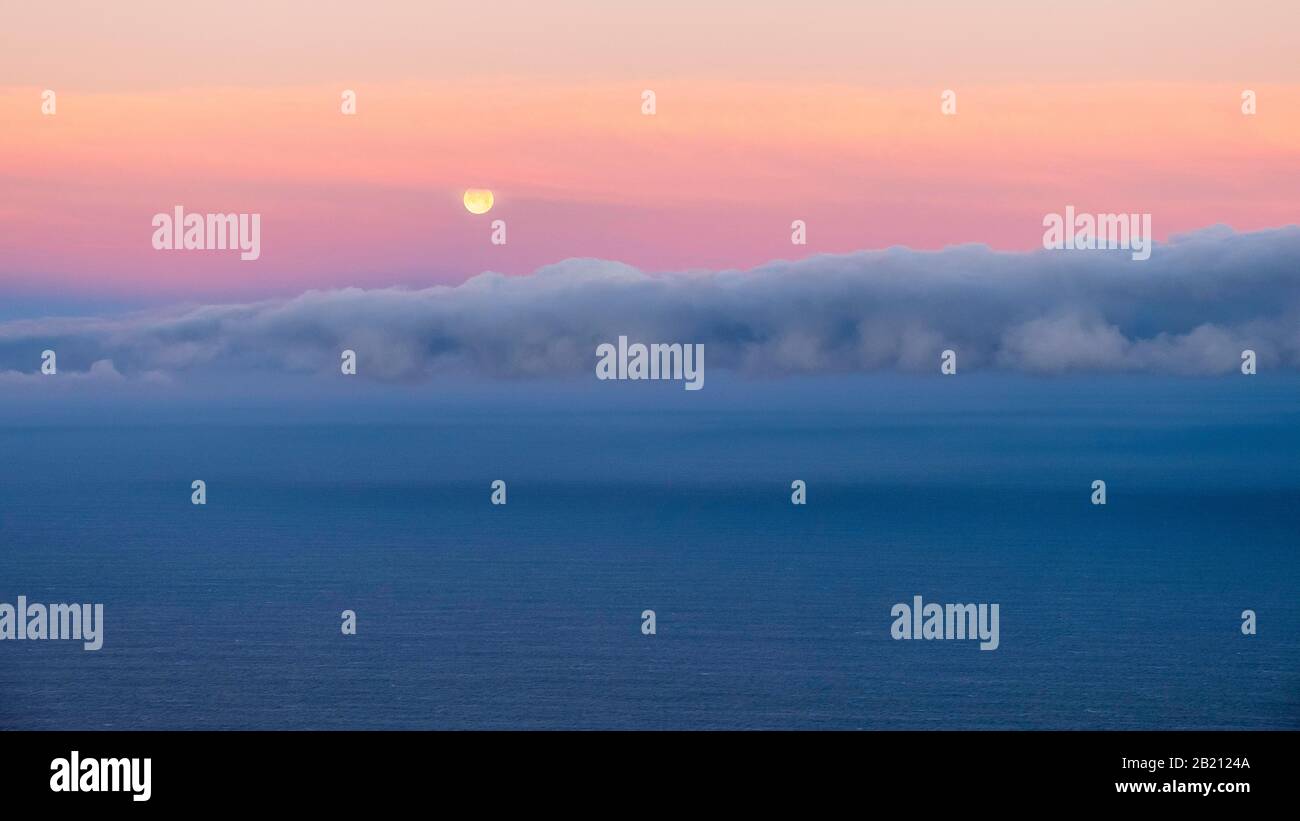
[1, 374, 1297, 729]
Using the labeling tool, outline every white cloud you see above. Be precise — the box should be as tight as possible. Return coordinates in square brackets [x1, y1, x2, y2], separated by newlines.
[1, 225, 1297, 383]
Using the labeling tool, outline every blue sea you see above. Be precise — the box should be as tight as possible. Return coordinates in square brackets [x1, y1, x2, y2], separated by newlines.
[2, 375, 1297, 729]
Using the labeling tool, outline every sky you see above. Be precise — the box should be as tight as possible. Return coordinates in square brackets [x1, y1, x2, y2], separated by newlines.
[0, 1, 1297, 388]
[2, 1, 1298, 304]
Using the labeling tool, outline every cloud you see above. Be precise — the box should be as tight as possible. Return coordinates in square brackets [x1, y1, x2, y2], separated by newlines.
[0, 358, 124, 385]
[1, 225, 1297, 383]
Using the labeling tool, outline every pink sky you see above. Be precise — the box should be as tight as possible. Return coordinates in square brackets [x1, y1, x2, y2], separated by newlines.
[1, 1, 1297, 302]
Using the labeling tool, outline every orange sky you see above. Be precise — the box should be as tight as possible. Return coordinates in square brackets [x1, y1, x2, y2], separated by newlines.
[1, 1, 1297, 300]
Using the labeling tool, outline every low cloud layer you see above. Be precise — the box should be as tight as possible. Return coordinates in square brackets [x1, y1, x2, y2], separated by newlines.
[2, 225, 1298, 384]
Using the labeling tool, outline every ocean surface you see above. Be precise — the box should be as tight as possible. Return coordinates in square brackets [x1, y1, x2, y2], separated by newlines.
[2, 375, 1297, 729]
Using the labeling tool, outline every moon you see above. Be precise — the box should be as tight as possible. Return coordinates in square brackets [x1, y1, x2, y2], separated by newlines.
[463, 189, 494, 215]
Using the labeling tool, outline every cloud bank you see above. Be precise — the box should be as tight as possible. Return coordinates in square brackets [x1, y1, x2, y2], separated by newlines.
[2, 225, 1298, 384]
